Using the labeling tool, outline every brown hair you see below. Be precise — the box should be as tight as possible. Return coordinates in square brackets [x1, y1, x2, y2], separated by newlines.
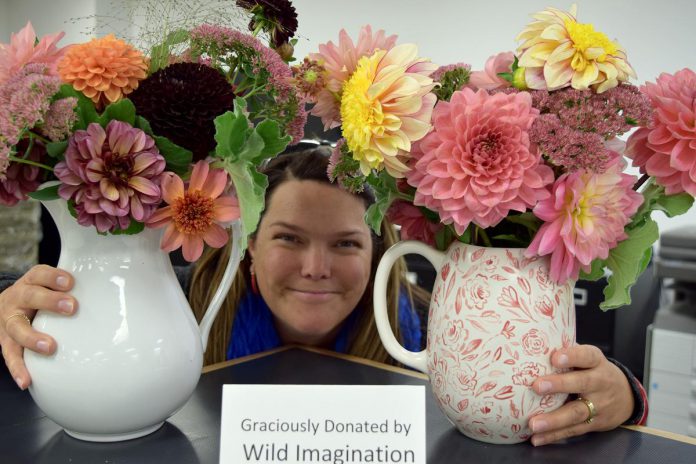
[188, 148, 425, 365]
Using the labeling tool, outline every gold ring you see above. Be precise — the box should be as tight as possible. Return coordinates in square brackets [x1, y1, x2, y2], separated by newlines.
[5, 312, 31, 326]
[577, 397, 597, 424]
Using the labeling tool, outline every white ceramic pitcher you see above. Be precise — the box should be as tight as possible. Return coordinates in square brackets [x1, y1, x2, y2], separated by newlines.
[374, 240, 575, 444]
[24, 195, 242, 442]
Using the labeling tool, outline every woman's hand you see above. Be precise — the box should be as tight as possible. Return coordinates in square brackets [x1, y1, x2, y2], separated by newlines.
[528, 344, 634, 446]
[0, 265, 76, 390]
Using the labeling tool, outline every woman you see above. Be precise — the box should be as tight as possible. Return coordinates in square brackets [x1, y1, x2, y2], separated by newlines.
[0, 148, 646, 446]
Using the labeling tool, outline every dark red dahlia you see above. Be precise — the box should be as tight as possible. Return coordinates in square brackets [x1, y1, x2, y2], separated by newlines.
[129, 63, 235, 161]
[236, 0, 298, 48]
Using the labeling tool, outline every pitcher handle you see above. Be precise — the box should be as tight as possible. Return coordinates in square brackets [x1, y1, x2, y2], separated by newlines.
[198, 219, 243, 351]
[374, 240, 445, 373]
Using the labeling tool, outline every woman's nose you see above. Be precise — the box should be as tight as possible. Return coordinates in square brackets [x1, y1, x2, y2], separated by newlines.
[300, 246, 331, 279]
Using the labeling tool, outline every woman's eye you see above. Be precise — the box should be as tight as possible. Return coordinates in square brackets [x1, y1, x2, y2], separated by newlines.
[275, 233, 298, 243]
[337, 240, 361, 248]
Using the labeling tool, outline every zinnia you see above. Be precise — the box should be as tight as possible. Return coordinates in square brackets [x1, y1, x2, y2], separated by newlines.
[625, 68, 696, 196]
[310, 25, 398, 129]
[54, 121, 166, 233]
[407, 88, 554, 234]
[146, 161, 240, 262]
[516, 5, 636, 93]
[340, 44, 437, 177]
[526, 152, 643, 282]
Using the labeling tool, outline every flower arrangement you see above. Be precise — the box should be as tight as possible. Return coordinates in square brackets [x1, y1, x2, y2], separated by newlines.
[299, 4, 695, 309]
[0, 0, 305, 262]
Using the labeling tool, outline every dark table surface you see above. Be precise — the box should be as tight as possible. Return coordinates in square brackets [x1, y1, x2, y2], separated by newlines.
[2, 346, 695, 463]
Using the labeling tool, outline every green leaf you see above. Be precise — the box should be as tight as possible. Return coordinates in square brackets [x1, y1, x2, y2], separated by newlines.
[46, 141, 68, 158]
[505, 212, 542, 233]
[149, 29, 190, 73]
[153, 136, 192, 177]
[599, 218, 659, 310]
[27, 184, 60, 201]
[491, 234, 527, 246]
[225, 162, 268, 254]
[214, 110, 251, 161]
[135, 116, 154, 135]
[654, 192, 694, 218]
[99, 99, 136, 126]
[363, 171, 398, 234]
[254, 119, 291, 160]
[579, 258, 605, 281]
[110, 220, 145, 235]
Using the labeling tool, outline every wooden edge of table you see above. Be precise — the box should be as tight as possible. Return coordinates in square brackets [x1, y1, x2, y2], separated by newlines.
[622, 425, 696, 445]
[202, 345, 428, 380]
[202, 347, 695, 445]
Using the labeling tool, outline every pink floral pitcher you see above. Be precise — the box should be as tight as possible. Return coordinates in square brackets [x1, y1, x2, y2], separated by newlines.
[374, 241, 575, 444]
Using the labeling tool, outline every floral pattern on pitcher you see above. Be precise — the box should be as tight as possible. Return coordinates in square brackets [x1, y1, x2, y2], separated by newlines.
[426, 244, 575, 443]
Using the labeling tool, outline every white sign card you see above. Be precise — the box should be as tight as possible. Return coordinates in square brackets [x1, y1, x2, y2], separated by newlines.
[220, 384, 426, 464]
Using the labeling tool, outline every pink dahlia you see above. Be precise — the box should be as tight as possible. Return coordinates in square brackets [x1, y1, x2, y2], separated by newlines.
[0, 22, 67, 84]
[526, 152, 643, 283]
[387, 200, 443, 247]
[309, 25, 398, 130]
[625, 68, 696, 196]
[407, 88, 554, 234]
[54, 121, 166, 233]
[469, 52, 514, 91]
[146, 161, 240, 262]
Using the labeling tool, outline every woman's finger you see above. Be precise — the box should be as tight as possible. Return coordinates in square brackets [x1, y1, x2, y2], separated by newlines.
[550, 344, 604, 369]
[1, 338, 31, 389]
[530, 420, 594, 446]
[12, 284, 76, 316]
[19, 265, 74, 292]
[533, 367, 604, 396]
[4, 313, 56, 356]
[529, 396, 602, 435]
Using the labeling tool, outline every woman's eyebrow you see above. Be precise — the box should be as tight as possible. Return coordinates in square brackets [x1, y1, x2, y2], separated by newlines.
[269, 221, 367, 237]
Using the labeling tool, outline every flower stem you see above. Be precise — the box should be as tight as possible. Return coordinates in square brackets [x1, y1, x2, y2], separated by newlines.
[633, 174, 650, 191]
[8, 155, 53, 171]
[475, 226, 492, 247]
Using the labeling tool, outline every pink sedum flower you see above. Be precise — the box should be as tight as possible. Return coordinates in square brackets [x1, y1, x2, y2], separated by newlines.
[625, 68, 696, 196]
[469, 52, 514, 91]
[54, 120, 166, 233]
[526, 152, 643, 283]
[387, 200, 443, 247]
[146, 161, 240, 262]
[407, 88, 554, 234]
[0, 21, 66, 84]
[309, 25, 398, 130]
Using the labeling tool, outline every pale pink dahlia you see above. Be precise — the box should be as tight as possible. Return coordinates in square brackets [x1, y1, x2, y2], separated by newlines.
[0, 21, 66, 84]
[54, 121, 166, 233]
[469, 52, 515, 91]
[146, 161, 240, 262]
[309, 25, 398, 130]
[407, 88, 554, 234]
[526, 152, 643, 283]
[625, 68, 696, 196]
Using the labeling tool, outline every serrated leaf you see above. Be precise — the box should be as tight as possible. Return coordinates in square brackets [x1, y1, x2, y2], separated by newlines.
[135, 116, 153, 135]
[153, 135, 192, 176]
[46, 141, 68, 158]
[27, 184, 60, 201]
[363, 171, 398, 234]
[98, 99, 136, 126]
[600, 218, 659, 310]
[236, 130, 265, 163]
[110, 220, 145, 235]
[579, 259, 605, 281]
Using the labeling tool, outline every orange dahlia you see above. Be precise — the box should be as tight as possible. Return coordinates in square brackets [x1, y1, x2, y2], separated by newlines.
[57, 35, 148, 108]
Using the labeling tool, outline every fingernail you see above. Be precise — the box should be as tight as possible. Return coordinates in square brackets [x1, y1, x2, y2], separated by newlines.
[558, 354, 569, 367]
[15, 377, 25, 390]
[58, 299, 74, 314]
[531, 419, 548, 433]
[531, 436, 545, 447]
[538, 380, 553, 394]
[56, 276, 69, 289]
[36, 340, 50, 353]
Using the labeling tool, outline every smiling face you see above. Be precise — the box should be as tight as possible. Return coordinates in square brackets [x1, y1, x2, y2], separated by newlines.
[248, 179, 373, 347]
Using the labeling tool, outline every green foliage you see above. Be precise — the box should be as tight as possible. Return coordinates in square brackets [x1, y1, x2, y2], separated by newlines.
[149, 29, 190, 73]
[46, 141, 68, 159]
[98, 99, 136, 126]
[213, 98, 291, 250]
[134, 116, 192, 176]
[27, 184, 60, 201]
[364, 170, 399, 235]
[433, 66, 471, 102]
[110, 220, 146, 235]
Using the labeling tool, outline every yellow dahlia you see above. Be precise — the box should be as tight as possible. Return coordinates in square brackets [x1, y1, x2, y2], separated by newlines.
[57, 34, 148, 108]
[340, 44, 437, 177]
[516, 5, 636, 93]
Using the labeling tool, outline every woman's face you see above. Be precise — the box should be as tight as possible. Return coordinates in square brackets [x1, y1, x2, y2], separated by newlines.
[248, 179, 373, 347]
